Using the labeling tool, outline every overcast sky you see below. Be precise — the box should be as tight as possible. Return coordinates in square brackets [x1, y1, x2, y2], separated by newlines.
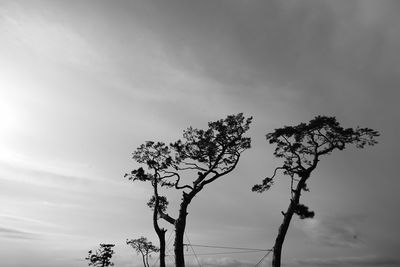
[0, 1, 399, 267]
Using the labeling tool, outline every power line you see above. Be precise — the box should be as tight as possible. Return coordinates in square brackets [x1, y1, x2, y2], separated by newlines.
[254, 249, 273, 267]
[150, 232, 272, 267]
[185, 232, 202, 267]
[151, 231, 174, 267]
[183, 244, 271, 251]
[177, 250, 270, 256]
[166, 231, 175, 264]
[166, 230, 174, 247]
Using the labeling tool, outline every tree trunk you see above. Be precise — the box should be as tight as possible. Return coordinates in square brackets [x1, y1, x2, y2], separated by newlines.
[153, 181, 167, 267]
[272, 176, 307, 267]
[174, 193, 192, 267]
[158, 230, 166, 267]
[141, 253, 147, 267]
[153, 217, 166, 267]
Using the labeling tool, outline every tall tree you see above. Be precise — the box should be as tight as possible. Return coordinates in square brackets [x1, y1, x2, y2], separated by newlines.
[85, 244, 115, 267]
[127, 236, 159, 267]
[125, 141, 173, 267]
[252, 116, 379, 267]
[128, 113, 252, 267]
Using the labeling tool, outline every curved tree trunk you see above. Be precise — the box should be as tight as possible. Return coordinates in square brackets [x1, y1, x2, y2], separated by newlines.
[153, 214, 167, 267]
[272, 176, 307, 267]
[174, 193, 192, 267]
[158, 230, 166, 267]
[153, 181, 167, 267]
[141, 253, 147, 267]
[146, 253, 150, 267]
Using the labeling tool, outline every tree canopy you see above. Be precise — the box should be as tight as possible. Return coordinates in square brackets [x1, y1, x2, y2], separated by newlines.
[127, 237, 159, 267]
[252, 115, 379, 267]
[127, 113, 252, 267]
[253, 116, 379, 193]
[85, 244, 115, 267]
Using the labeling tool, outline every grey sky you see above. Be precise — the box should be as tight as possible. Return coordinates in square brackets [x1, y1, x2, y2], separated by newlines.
[0, 1, 399, 266]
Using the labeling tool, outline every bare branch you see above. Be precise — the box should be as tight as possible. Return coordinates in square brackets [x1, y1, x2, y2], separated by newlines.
[173, 172, 194, 191]
[158, 209, 176, 225]
[200, 153, 241, 187]
[159, 171, 179, 180]
[180, 161, 208, 171]
[252, 166, 286, 193]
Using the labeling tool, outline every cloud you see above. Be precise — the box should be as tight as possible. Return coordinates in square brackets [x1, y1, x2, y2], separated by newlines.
[189, 257, 256, 267]
[0, 214, 57, 228]
[0, 226, 40, 240]
[0, 149, 131, 194]
[0, 214, 67, 241]
[138, 0, 400, 121]
[301, 217, 364, 248]
[0, 157, 98, 191]
[296, 255, 399, 266]
[0, 2, 102, 69]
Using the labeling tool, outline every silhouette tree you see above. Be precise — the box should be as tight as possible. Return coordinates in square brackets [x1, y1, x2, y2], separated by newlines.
[125, 141, 174, 267]
[252, 116, 379, 267]
[127, 113, 252, 267]
[85, 244, 115, 267]
[127, 236, 159, 267]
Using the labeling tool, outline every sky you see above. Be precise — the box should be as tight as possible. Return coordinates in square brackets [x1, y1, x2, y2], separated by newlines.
[0, 0, 399, 266]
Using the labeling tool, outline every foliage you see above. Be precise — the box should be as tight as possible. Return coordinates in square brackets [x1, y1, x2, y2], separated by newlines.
[127, 236, 159, 255]
[293, 203, 315, 219]
[147, 195, 169, 213]
[125, 141, 176, 186]
[126, 113, 252, 209]
[168, 113, 252, 192]
[127, 237, 159, 267]
[85, 244, 115, 267]
[253, 116, 379, 195]
[126, 113, 252, 267]
[252, 115, 379, 267]
[125, 141, 174, 267]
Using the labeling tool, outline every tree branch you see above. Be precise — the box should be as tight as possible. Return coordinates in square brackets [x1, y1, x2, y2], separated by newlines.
[200, 152, 240, 188]
[179, 161, 208, 171]
[158, 209, 176, 225]
[173, 172, 194, 191]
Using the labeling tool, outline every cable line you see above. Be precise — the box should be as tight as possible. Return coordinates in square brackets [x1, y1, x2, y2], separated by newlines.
[183, 244, 271, 251]
[166, 230, 174, 247]
[151, 231, 174, 267]
[254, 249, 273, 267]
[185, 232, 202, 267]
[180, 250, 270, 256]
[151, 233, 273, 267]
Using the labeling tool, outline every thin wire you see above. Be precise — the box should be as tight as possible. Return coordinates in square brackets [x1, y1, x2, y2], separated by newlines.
[166, 231, 175, 265]
[184, 244, 271, 251]
[166, 230, 174, 247]
[152, 231, 273, 267]
[185, 231, 202, 267]
[254, 249, 273, 267]
[151, 251, 160, 267]
[173, 250, 269, 256]
[151, 230, 174, 267]
[165, 230, 175, 260]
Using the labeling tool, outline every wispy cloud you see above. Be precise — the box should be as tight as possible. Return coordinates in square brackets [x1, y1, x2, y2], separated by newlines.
[0, 157, 99, 192]
[0, 214, 57, 228]
[0, 213, 66, 241]
[0, 226, 40, 240]
[296, 255, 399, 266]
[300, 216, 365, 248]
[190, 257, 257, 267]
[0, 2, 102, 70]
[0, 149, 129, 193]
